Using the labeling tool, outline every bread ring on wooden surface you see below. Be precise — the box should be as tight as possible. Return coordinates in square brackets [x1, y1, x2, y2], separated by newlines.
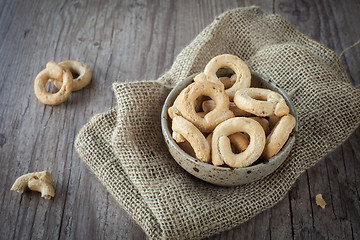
[53, 61, 91, 91]
[202, 100, 252, 117]
[34, 61, 73, 105]
[201, 54, 251, 100]
[248, 117, 270, 135]
[212, 117, 266, 168]
[234, 88, 289, 117]
[172, 116, 211, 163]
[171, 74, 234, 132]
[261, 114, 296, 160]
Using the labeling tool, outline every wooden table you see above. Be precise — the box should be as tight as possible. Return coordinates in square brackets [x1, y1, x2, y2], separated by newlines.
[1, 0, 359, 239]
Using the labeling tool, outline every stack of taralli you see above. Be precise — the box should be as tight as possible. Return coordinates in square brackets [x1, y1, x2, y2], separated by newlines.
[34, 61, 91, 105]
[168, 54, 296, 168]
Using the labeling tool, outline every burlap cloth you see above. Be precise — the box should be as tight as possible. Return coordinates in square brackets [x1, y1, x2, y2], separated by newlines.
[75, 6, 360, 239]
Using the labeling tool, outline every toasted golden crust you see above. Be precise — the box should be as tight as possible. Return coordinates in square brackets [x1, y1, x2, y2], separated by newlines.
[172, 116, 211, 163]
[53, 61, 91, 91]
[234, 88, 289, 117]
[212, 117, 266, 168]
[202, 100, 252, 117]
[34, 61, 73, 105]
[11, 171, 55, 199]
[261, 114, 296, 160]
[172, 73, 234, 132]
[249, 117, 270, 135]
[202, 54, 251, 100]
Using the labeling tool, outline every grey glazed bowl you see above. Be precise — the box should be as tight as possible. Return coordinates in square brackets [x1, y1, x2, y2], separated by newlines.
[161, 72, 298, 186]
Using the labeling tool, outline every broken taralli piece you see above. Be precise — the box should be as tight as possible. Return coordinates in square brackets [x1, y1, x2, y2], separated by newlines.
[315, 194, 327, 209]
[11, 171, 55, 200]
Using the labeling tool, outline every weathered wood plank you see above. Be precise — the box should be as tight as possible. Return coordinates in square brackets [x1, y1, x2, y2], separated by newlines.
[268, 194, 293, 239]
[0, 0, 359, 239]
[275, 1, 360, 240]
[275, 0, 360, 85]
[0, 0, 143, 239]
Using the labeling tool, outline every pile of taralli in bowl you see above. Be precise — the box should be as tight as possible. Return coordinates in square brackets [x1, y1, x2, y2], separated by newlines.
[161, 54, 298, 186]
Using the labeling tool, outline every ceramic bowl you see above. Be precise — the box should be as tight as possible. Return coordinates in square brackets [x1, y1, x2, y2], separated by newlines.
[161, 72, 298, 186]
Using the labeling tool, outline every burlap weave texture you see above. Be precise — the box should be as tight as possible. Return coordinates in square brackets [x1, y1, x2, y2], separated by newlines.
[75, 6, 360, 239]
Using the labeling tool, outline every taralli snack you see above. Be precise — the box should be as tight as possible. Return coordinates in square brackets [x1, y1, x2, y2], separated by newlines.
[169, 73, 234, 132]
[168, 76, 198, 120]
[167, 54, 296, 170]
[206, 133, 213, 147]
[234, 88, 289, 117]
[202, 54, 251, 100]
[268, 115, 281, 130]
[228, 132, 250, 152]
[197, 112, 207, 118]
[249, 117, 270, 135]
[178, 141, 196, 158]
[315, 194, 327, 209]
[34, 61, 73, 105]
[172, 116, 211, 163]
[172, 131, 186, 143]
[211, 117, 266, 168]
[168, 102, 182, 119]
[194, 95, 207, 112]
[219, 75, 236, 89]
[202, 100, 252, 117]
[206, 132, 249, 154]
[54, 61, 92, 91]
[10, 171, 55, 200]
[261, 114, 296, 160]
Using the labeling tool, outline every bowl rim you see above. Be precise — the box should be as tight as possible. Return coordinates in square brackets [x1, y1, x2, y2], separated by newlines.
[161, 71, 298, 172]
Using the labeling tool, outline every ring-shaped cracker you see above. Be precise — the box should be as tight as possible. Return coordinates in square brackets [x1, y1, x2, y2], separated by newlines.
[53, 61, 91, 91]
[172, 75, 234, 132]
[219, 75, 236, 89]
[172, 116, 211, 163]
[172, 131, 186, 143]
[202, 54, 251, 100]
[34, 61, 73, 105]
[249, 117, 270, 135]
[234, 88, 289, 117]
[228, 132, 249, 152]
[212, 117, 266, 168]
[202, 100, 252, 117]
[261, 114, 296, 160]
[207, 132, 249, 156]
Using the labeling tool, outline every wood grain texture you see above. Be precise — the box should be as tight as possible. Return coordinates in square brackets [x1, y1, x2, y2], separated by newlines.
[0, 0, 359, 239]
